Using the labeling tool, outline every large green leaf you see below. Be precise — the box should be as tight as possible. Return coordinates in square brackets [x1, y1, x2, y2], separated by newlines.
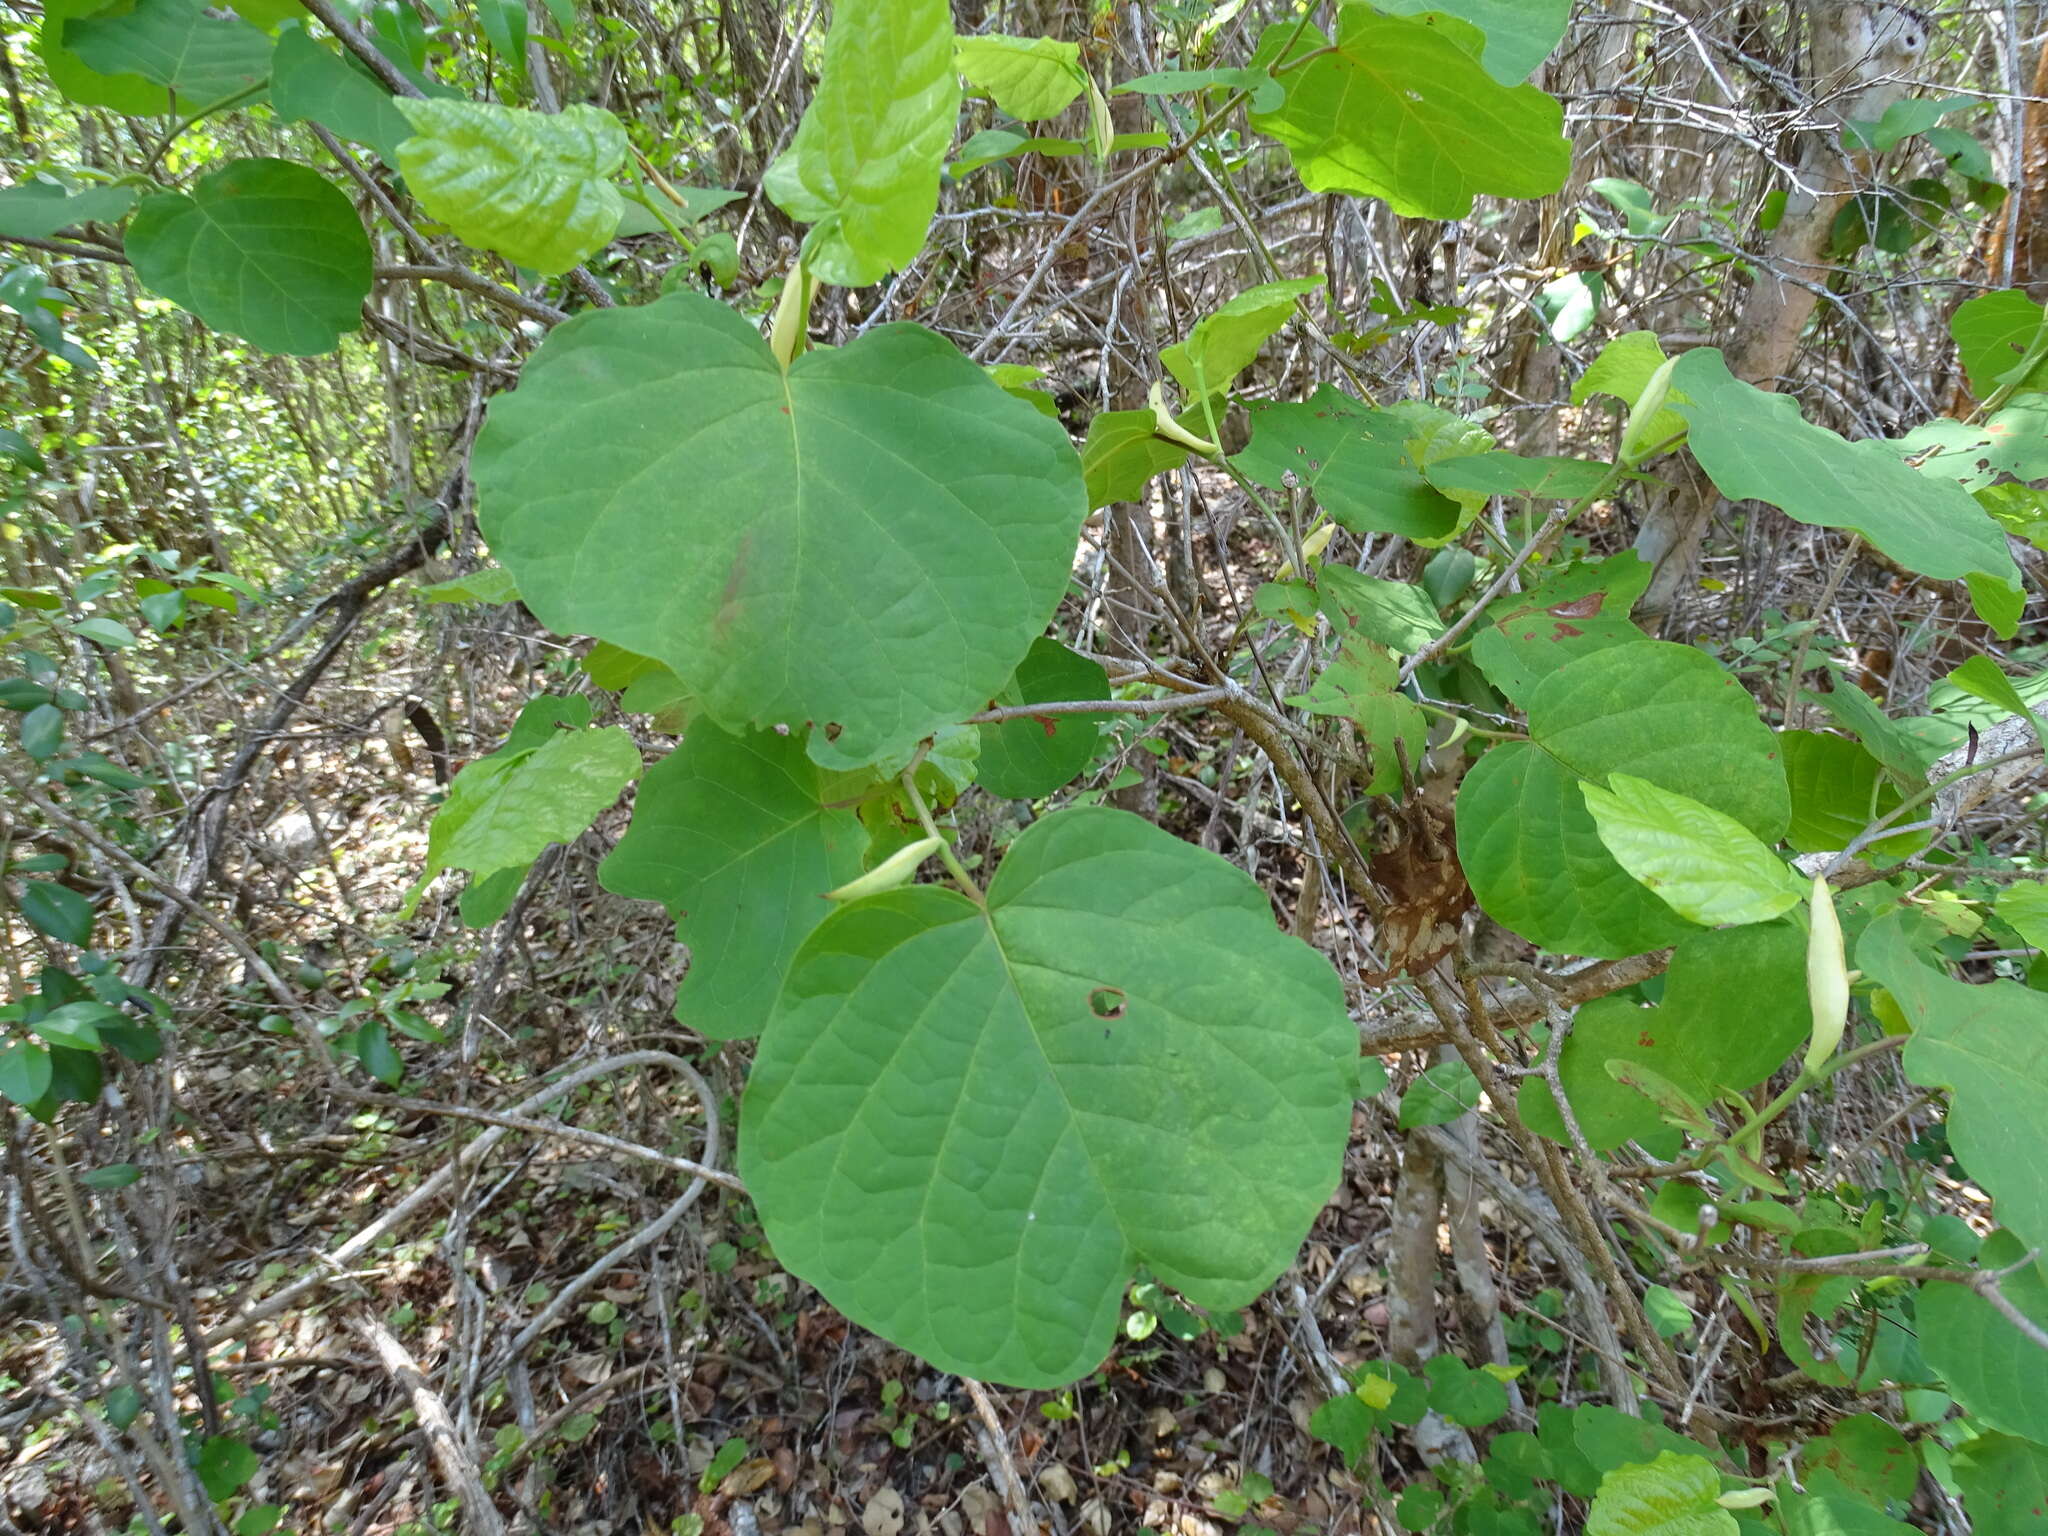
[1316, 566, 1441, 653]
[0, 181, 135, 240]
[1585, 1453, 1735, 1536]
[1160, 278, 1323, 397]
[413, 724, 640, 919]
[1954, 1434, 2048, 1536]
[1457, 743, 1699, 958]
[1233, 386, 1461, 542]
[765, 0, 958, 285]
[742, 807, 1354, 1387]
[1582, 774, 1805, 927]
[65, 0, 273, 107]
[1461, 641, 1786, 952]
[1863, 913, 2048, 1255]
[1521, 922, 1808, 1150]
[272, 22, 411, 166]
[126, 158, 371, 356]
[1247, 9, 1569, 220]
[1372, 0, 1570, 83]
[40, 0, 170, 113]
[600, 724, 866, 1041]
[1670, 350, 2022, 631]
[396, 99, 626, 275]
[1917, 1230, 2048, 1443]
[954, 34, 1085, 121]
[1527, 641, 1790, 841]
[977, 639, 1108, 800]
[472, 291, 1086, 771]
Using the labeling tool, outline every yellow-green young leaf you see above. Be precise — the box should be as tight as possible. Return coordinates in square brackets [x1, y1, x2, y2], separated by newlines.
[1803, 876, 1849, 1074]
[955, 34, 1084, 121]
[1586, 1453, 1736, 1536]
[396, 99, 626, 275]
[126, 159, 371, 356]
[765, 0, 959, 286]
[1581, 773, 1805, 927]
[1998, 880, 2048, 949]
[1247, 9, 1568, 220]
[1575, 331, 1687, 449]
[825, 836, 944, 901]
[1159, 278, 1323, 397]
[1952, 289, 2048, 397]
[742, 807, 1354, 1388]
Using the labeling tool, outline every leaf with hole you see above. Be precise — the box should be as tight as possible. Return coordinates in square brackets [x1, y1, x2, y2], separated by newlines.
[126, 159, 371, 356]
[473, 291, 1086, 770]
[742, 807, 1354, 1387]
[397, 99, 626, 275]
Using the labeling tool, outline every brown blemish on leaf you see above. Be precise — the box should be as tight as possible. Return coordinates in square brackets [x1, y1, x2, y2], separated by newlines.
[1549, 592, 1606, 619]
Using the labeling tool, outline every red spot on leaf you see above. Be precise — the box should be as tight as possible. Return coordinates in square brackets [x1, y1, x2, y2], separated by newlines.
[1638, 1032, 1656, 1048]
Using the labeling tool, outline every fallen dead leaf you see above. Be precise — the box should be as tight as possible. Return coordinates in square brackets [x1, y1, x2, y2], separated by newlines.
[861, 1486, 907, 1536]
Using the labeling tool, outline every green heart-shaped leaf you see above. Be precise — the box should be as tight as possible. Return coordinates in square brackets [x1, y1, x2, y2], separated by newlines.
[126, 158, 371, 356]
[472, 291, 1087, 770]
[742, 807, 1354, 1387]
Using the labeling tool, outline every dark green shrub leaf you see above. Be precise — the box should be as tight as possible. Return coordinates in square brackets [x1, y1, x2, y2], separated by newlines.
[0, 1042, 53, 1107]
[1373, 0, 1569, 82]
[0, 180, 135, 240]
[1917, 1230, 2048, 1442]
[39, 0, 170, 112]
[977, 639, 1109, 800]
[18, 878, 92, 944]
[1954, 1433, 2048, 1536]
